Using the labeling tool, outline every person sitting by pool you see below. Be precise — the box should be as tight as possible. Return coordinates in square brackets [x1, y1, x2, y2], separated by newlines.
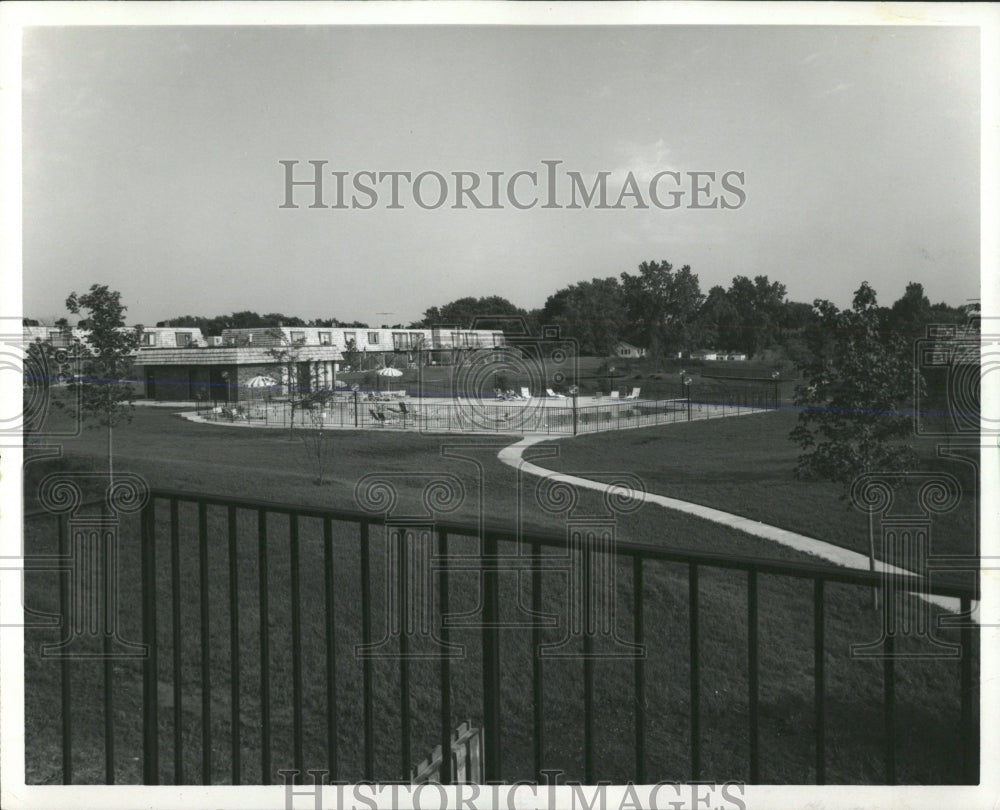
[505, 389, 518, 399]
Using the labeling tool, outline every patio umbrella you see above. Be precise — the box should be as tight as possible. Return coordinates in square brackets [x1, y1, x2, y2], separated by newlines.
[377, 366, 403, 391]
[246, 375, 277, 388]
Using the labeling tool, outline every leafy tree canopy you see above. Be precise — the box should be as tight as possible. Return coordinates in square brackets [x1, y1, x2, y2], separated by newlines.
[419, 296, 529, 333]
[541, 277, 626, 356]
[790, 282, 918, 491]
[619, 260, 704, 356]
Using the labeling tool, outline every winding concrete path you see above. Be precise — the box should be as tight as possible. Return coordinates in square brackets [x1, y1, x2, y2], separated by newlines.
[498, 435, 972, 616]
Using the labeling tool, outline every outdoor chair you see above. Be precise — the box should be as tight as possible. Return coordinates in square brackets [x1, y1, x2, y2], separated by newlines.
[546, 388, 566, 398]
[609, 390, 620, 399]
[520, 387, 532, 399]
[369, 409, 387, 426]
[625, 387, 641, 400]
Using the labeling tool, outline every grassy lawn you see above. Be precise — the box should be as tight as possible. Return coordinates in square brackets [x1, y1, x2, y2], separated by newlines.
[537, 409, 978, 568]
[22, 404, 977, 785]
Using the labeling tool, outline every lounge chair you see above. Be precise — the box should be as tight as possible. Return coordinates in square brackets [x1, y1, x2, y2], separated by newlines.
[520, 387, 532, 399]
[625, 387, 641, 400]
[609, 390, 620, 399]
[546, 388, 566, 398]
[369, 409, 387, 426]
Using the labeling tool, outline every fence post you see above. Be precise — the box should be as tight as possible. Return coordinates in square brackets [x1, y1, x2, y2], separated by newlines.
[572, 393, 578, 436]
[141, 500, 159, 784]
[353, 390, 359, 428]
[482, 534, 502, 780]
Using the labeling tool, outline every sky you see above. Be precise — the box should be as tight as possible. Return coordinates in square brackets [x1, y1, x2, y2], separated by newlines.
[20, 23, 982, 327]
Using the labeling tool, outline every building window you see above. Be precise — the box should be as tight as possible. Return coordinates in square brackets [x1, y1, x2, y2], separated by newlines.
[345, 331, 356, 344]
[368, 331, 379, 346]
[319, 332, 331, 346]
[392, 332, 408, 350]
[141, 332, 157, 346]
[175, 332, 192, 347]
[410, 332, 423, 347]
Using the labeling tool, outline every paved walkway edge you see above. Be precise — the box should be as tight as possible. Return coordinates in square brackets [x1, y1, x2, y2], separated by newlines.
[498, 435, 974, 616]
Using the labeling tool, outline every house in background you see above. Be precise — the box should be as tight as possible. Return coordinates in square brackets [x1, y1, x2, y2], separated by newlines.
[136, 327, 341, 402]
[614, 341, 647, 359]
[135, 326, 207, 349]
[688, 348, 720, 361]
[25, 320, 505, 402]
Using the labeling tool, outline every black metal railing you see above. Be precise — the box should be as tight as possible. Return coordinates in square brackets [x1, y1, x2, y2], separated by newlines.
[25, 489, 978, 785]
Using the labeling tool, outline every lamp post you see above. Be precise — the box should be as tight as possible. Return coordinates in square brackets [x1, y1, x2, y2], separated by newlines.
[683, 376, 693, 421]
[352, 384, 360, 428]
[771, 371, 780, 410]
[679, 370, 687, 399]
[569, 385, 579, 435]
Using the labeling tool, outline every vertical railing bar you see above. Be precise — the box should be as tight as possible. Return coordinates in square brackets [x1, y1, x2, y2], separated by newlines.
[198, 500, 212, 784]
[439, 530, 452, 785]
[58, 513, 72, 784]
[324, 517, 338, 780]
[360, 521, 375, 781]
[169, 498, 183, 784]
[103, 497, 115, 785]
[960, 595, 976, 784]
[884, 629, 896, 785]
[688, 562, 700, 779]
[532, 543, 544, 781]
[583, 535, 594, 784]
[482, 533, 502, 781]
[289, 512, 304, 774]
[227, 505, 241, 784]
[748, 569, 759, 783]
[814, 578, 825, 785]
[633, 555, 646, 784]
[141, 499, 159, 784]
[258, 509, 271, 785]
[398, 527, 412, 781]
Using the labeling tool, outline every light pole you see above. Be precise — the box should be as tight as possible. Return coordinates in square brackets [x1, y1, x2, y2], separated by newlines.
[771, 371, 780, 409]
[683, 376, 693, 421]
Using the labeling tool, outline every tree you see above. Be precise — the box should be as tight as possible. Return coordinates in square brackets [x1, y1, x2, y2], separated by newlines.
[886, 281, 932, 341]
[697, 285, 741, 351]
[619, 260, 704, 356]
[420, 296, 528, 332]
[266, 328, 310, 439]
[790, 282, 917, 488]
[726, 275, 788, 357]
[299, 391, 336, 485]
[342, 338, 362, 371]
[541, 277, 626, 355]
[790, 282, 919, 598]
[64, 285, 141, 484]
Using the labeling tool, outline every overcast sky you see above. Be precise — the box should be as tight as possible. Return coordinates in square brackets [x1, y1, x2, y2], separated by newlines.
[21, 24, 980, 327]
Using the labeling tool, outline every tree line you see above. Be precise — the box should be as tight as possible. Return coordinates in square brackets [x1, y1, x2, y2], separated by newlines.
[131, 262, 973, 362]
[154, 311, 370, 334]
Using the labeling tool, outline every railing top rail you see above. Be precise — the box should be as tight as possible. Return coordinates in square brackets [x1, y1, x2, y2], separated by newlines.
[144, 487, 976, 599]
